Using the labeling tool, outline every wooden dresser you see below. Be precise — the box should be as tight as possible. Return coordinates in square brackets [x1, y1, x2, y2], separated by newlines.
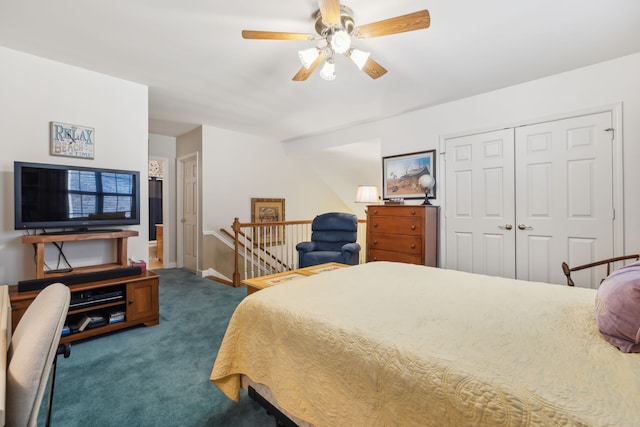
[366, 205, 439, 266]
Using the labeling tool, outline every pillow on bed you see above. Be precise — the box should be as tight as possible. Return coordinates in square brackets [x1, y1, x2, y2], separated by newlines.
[595, 261, 640, 353]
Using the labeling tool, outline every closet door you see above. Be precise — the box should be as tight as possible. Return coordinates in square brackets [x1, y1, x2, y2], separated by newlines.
[445, 129, 516, 278]
[445, 112, 614, 286]
[514, 112, 613, 285]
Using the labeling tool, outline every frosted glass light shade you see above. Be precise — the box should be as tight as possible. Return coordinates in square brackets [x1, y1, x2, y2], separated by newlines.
[331, 30, 351, 54]
[349, 49, 370, 70]
[355, 185, 380, 203]
[298, 48, 319, 69]
[320, 60, 336, 81]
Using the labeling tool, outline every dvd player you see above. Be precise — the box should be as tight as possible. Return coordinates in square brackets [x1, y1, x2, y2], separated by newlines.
[70, 289, 124, 309]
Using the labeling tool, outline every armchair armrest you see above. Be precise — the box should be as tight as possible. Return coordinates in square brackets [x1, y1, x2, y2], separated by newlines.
[341, 242, 361, 254]
[296, 241, 317, 254]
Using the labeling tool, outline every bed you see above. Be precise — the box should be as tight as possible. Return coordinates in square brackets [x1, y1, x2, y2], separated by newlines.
[210, 261, 640, 426]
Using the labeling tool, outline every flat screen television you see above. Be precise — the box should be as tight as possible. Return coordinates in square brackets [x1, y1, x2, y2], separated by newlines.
[14, 161, 141, 232]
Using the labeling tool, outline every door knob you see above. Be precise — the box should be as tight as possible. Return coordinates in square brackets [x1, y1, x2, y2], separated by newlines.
[518, 224, 533, 230]
[499, 224, 513, 230]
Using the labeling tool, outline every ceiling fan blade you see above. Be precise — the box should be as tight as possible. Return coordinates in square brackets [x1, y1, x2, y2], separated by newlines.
[242, 30, 316, 41]
[292, 51, 327, 81]
[318, 0, 341, 26]
[360, 57, 388, 79]
[351, 10, 430, 39]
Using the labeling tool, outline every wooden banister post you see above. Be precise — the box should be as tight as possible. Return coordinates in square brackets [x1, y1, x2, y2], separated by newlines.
[232, 218, 241, 287]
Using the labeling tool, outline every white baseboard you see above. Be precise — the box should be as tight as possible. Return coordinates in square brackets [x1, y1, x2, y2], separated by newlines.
[202, 268, 232, 282]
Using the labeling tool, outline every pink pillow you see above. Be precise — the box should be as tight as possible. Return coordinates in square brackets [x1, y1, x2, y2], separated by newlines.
[595, 261, 640, 353]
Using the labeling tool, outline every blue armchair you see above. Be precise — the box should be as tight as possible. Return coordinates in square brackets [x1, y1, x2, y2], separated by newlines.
[296, 212, 361, 268]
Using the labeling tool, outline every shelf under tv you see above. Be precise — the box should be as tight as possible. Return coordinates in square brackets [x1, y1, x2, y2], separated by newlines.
[22, 230, 138, 279]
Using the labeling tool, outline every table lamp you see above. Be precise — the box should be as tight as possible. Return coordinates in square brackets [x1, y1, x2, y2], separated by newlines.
[355, 185, 380, 207]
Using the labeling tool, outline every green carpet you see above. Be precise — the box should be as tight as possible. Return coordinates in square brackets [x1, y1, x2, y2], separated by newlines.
[40, 268, 275, 426]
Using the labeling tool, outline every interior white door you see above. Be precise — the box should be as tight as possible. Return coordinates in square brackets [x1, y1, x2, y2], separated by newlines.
[445, 112, 614, 287]
[514, 112, 614, 285]
[181, 157, 198, 272]
[445, 129, 516, 278]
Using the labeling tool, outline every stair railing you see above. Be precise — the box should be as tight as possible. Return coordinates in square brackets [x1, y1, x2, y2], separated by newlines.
[229, 218, 367, 287]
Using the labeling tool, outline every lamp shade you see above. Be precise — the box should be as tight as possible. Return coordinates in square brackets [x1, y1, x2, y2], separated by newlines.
[298, 47, 320, 69]
[320, 60, 336, 81]
[355, 185, 380, 204]
[349, 49, 370, 70]
[331, 30, 351, 54]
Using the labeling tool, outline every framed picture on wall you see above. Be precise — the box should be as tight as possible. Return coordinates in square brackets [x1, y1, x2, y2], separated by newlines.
[50, 121, 95, 159]
[382, 150, 436, 200]
[251, 198, 285, 245]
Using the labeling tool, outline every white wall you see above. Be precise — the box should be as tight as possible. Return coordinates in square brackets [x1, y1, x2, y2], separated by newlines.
[0, 47, 149, 284]
[200, 125, 350, 233]
[292, 139, 382, 220]
[170, 124, 353, 273]
[287, 52, 640, 255]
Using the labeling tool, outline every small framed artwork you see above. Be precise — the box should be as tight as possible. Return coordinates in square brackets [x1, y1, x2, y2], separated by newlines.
[382, 150, 436, 200]
[50, 121, 95, 159]
[251, 198, 286, 245]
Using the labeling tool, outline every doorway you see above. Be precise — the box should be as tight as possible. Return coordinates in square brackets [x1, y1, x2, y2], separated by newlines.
[148, 158, 167, 269]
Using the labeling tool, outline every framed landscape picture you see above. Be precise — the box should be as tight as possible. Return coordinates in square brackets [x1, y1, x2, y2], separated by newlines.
[251, 198, 285, 245]
[382, 150, 436, 200]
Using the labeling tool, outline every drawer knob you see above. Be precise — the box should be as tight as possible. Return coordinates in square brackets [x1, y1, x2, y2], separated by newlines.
[411, 210, 416, 215]
[373, 240, 378, 245]
[411, 244, 416, 249]
[373, 223, 379, 228]
[129, 299, 134, 304]
[411, 225, 416, 230]
[372, 210, 379, 215]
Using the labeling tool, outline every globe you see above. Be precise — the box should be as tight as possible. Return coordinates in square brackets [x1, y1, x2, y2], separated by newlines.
[418, 174, 435, 205]
[418, 174, 435, 191]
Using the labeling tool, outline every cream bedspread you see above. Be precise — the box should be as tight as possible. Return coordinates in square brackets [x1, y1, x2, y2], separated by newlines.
[210, 262, 640, 426]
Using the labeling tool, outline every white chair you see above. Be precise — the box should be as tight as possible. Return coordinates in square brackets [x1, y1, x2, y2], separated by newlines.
[6, 283, 70, 427]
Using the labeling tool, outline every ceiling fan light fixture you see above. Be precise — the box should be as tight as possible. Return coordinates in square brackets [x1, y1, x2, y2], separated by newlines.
[330, 30, 351, 54]
[349, 48, 370, 70]
[319, 59, 336, 81]
[298, 47, 320, 69]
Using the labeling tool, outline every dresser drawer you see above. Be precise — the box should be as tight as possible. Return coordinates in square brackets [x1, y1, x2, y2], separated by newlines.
[368, 249, 422, 265]
[369, 216, 423, 236]
[368, 206, 423, 218]
[368, 233, 422, 254]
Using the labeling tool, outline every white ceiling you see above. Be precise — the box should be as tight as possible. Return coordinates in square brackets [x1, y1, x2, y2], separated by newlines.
[1, 1, 640, 142]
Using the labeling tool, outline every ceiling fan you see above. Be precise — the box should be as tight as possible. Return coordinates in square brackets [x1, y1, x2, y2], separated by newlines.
[241, 0, 430, 81]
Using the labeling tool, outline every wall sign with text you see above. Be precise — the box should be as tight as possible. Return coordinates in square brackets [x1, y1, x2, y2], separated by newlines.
[50, 121, 95, 159]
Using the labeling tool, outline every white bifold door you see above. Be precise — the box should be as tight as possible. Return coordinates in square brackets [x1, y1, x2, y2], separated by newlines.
[445, 112, 614, 287]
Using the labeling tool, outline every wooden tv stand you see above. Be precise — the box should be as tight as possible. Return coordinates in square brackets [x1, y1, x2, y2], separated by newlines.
[21, 230, 138, 279]
[12, 230, 159, 343]
[9, 271, 159, 343]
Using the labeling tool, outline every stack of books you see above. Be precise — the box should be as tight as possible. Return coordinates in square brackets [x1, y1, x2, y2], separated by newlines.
[71, 313, 107, 333]
[109, 310, 125, 324]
